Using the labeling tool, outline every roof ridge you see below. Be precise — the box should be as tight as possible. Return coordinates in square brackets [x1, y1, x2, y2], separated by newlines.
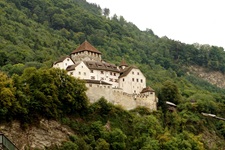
[71, 41, 101, 54]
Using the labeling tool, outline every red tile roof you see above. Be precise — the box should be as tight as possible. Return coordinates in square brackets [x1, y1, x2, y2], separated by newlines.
[119, 58, 128, 67]
[66, 64, 79, 71]
[119, 66, 138, 78]
[71, 40, 101, 54]
[141, 86, 155, 93]
[53, 56, 70, 64]
[84, 61, 120, 72]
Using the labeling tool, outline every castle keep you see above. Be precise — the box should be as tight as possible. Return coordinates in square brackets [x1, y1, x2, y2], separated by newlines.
[53, 41, 157, 110]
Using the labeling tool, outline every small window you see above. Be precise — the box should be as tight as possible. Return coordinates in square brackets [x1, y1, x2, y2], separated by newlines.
[123, 78, 125, 82]
[89, 84, 92, 87]
[110, 78, 113, 82]
[70, 72, 73, 75]
[114, 73, 116, 76]
[81, 66, 83, 68]
[67, 58, 69, 61]
[101, 77, 104, 80]
[79, 72, 81, 75]
[110, 72, 112, 75]
[91, 76, 95, 79]
[132, 72, 134, 75]
[84, 72, 86, 76]
[65, 63, 67, 66]
[137, 79, 139, 82]
[132, 78, 134, 82]
[101, 71, 104, 74]
[137, 72, 139, 75]
[115, 79, 118, 82]
[141, 79, 143, 83]
[91, 70, 94, 73]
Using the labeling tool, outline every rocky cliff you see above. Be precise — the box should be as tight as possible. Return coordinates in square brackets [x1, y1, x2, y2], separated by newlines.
[188, 65, 225, 88]
[0, 120, 73, 150]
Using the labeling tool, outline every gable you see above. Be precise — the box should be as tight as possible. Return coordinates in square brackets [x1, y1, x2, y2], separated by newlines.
[53, 56, 73, 65]
[119, 66, 145, 79]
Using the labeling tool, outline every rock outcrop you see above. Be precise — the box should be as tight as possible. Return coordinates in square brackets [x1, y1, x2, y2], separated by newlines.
[188, 65, 225, 88]
[0, 119, 73, 150]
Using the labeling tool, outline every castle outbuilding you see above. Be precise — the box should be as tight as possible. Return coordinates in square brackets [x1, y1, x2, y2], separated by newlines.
[53, 41, 157, 110]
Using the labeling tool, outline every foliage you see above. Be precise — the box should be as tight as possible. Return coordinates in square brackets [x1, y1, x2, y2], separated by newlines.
[1, 0, 225, 149]
[0, 68, 88, 124]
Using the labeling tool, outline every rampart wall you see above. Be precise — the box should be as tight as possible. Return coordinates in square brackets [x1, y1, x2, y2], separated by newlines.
[86, 84, 157, 111]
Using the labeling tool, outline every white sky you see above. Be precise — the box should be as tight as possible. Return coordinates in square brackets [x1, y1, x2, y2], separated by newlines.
[86, 0, 225, 49]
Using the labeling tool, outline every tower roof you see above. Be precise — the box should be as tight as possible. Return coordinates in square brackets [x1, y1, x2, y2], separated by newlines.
[141, 86, 155, 93]
[71, 40, 101, 54]
[119, 58, 128, 67]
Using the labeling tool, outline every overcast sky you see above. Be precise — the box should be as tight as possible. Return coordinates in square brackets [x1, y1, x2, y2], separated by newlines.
[86, 0, 225, 49]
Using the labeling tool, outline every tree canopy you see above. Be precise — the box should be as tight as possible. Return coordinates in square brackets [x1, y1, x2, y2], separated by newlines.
[1, 0, 225, 149]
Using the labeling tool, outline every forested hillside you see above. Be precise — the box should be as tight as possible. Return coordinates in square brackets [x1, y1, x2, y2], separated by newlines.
[1, 0, 225, 149]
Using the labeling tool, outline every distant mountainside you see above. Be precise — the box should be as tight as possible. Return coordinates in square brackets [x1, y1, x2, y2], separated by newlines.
[1, 0, 225, 76]
[1, 0, 225, 149]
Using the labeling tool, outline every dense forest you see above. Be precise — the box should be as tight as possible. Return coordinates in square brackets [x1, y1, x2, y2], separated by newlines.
[1, 0, 225, 149]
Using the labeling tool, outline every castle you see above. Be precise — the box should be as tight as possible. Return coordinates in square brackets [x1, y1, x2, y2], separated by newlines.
[53, 41, 157, 110]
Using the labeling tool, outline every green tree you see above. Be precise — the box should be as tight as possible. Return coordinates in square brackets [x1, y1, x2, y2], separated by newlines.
[95, 138, 110, 150]
[103, 8, 110, 17]
[60, 141, 78, 150]
[109, 128, 127, 150]
[0, 72, 18, 121]
[159, 80, 181, 105]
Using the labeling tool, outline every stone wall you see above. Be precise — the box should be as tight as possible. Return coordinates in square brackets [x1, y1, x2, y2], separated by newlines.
[86, 84, 157, 111]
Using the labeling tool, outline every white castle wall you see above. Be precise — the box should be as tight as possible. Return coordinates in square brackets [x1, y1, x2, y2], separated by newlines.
[85, 83, 157, 111]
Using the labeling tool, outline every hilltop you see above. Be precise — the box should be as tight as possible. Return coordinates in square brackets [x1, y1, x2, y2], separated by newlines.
[0, 0, 225, 149]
